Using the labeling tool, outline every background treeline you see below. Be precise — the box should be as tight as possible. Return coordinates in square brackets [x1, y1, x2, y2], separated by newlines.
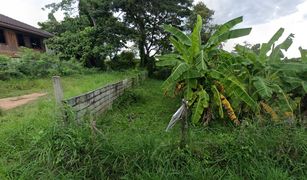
[39, 0, 216, 75]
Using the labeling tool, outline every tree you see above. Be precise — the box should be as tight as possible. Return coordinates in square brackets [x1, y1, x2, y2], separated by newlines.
[186, 2, 216, 44]
[41, 0, 215, 72]
[41, 0, 130, 68]
[111, 0, 193, 75]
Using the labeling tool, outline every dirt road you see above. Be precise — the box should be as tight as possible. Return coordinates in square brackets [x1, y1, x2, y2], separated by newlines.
[0, 93, 47, 110]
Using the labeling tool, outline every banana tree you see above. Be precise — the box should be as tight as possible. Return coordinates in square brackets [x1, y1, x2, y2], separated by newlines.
[158, 15, 258, 129]
[235, 29, 307, 121]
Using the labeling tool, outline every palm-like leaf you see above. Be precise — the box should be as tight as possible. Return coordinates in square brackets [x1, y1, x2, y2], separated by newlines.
[169, 37, 191, 63]
[223, 76, 259, 112]
[252, 77, 273, 98]
[190, 15, 202, 57]
[163, 24, 192, 46]
[211, 85, 224, 118]
[156, 54, 182, 67]
[206, 16, 247, 49]
[162, 63, 190, 90]
[191, 90, 209, 124]
[259, 28, 284, 59]
[210, 28, 252, 48]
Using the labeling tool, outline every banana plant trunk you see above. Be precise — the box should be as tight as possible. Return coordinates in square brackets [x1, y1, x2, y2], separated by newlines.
[180, 100, 189, 148]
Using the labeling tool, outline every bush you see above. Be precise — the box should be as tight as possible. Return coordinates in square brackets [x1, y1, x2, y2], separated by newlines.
[113, 90, 144, 108]
[152, 67, 172, 80]
[0, 48, 87, 80]
[107, 51, 137, 70]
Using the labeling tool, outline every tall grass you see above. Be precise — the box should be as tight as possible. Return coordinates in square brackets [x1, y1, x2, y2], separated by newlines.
[0, 70, 139, 98]
[0, 70, 139, 178]
[2, 79, 306, 179]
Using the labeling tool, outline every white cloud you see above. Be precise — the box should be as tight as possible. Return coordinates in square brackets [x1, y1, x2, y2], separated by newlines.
[194, 0, 307, 58]
[0, 0, 64, 27]
[224, 1, 307, 58]
[199, 0, 304, 25]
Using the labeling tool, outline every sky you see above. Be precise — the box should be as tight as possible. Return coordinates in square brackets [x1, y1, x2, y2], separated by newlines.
[0, 0, 306, 57]
[0, 0, 63, 27]
[199, 0, 307, 57]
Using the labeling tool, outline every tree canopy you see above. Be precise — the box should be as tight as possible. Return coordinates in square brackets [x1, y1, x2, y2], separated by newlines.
[40, 0, 215, 73]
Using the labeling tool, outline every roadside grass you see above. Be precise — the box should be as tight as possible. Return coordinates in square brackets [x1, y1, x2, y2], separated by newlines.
[3, 79, 307, 179]
[0, 70, 139, 178]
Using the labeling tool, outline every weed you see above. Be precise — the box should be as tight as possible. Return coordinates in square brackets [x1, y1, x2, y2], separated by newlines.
[0, 108, 4, 116]
[1, 79, 307, 179]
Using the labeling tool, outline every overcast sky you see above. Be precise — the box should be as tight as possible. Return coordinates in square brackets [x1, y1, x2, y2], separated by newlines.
[0, 0, 63, 27]
[200, 0, 307, 57]
[0, 0, 306, 57]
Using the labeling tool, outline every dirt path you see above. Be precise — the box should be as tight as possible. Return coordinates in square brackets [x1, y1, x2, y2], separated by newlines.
[0, 93, 47, 110]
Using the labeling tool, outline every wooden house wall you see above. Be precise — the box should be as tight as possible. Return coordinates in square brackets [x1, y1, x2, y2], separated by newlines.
[0, 29, 18, 56]
[0, 27, 46, 56]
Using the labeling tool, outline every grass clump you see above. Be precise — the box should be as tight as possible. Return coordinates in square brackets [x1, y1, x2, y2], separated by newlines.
[0, 109, 4, 117]
[0, 71, 140, 178]
[2, 79, 307, 179]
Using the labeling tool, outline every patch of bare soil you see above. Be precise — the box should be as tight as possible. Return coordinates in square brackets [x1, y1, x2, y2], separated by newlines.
[0, 93, 47, 110]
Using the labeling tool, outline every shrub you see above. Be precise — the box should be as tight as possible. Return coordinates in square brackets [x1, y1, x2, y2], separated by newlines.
[113, 90, 144, 108]
[107, 51, 136, 70]
[0, 48, 87, 80]
[152, 67, 172, 80]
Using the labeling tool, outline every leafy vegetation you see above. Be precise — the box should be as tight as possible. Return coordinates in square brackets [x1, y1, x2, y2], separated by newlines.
[0, 48, 86, 80]
[158, 15, 257, 126]
[158, 15, 307, 128]
[106, 51, 137, 70]
[0, 71, 140, 178]
[225, 29, 307, 120]
[40, 0, 215, 74]
[1, 0, 307, 178]
[1, 80, 306, 179]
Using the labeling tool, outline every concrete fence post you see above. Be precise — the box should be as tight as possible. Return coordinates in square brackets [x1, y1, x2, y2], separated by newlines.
[52, 76, 67, 124]
[52, 76, 64, 105]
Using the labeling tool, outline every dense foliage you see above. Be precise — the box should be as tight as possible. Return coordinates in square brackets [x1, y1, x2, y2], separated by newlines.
[0, 49, 85, 80]
[106, 51, 137, 70]
[2, 80, 307, 179]
[158, 15, 307, 127]
[40, 0, 215, 74]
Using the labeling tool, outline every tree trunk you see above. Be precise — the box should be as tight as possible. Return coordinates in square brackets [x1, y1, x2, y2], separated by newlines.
[180, 101, 188, 148]
[146, 56, 155, 77]
[138, 40, 146, 67]
[138, 23, 155, 76]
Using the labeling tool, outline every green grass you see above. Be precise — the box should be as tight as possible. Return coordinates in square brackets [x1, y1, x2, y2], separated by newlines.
[0, 70, 138, 98]
[0, 70, 139, 179]
[1, 79, 306, 179]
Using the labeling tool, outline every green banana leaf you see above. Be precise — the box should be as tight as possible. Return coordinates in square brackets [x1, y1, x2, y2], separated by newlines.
[191, 89, 209, 124]
[190, 15, 202, 57]
[163, 24, 192, 46]
[163, 63, 190, 89]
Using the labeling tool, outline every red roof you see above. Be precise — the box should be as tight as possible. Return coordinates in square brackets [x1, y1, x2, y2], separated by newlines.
[0, 14, 53, 38]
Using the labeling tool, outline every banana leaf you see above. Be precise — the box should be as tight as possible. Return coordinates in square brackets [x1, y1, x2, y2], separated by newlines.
[163, 24, 192, 46]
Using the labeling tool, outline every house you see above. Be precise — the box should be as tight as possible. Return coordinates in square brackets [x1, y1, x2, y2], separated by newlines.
[0, 14, 53, 56]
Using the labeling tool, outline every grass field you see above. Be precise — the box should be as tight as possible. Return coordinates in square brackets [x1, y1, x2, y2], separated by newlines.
[1, 79, 306, 179]
[0, 70, 139, 178]
[0, 71, 138, 99]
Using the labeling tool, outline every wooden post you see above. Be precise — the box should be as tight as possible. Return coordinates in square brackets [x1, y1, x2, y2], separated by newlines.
[52, 76, 64, 105]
